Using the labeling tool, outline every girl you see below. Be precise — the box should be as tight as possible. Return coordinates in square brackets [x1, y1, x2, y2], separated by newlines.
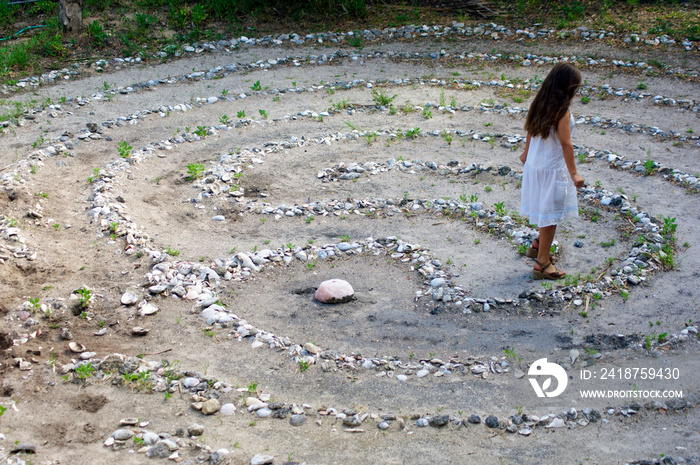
[519, 63, 585, 280]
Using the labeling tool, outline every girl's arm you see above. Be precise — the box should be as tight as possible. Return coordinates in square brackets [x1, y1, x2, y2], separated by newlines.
[519, 133, 531, 164]
[557, 112, 585, 188]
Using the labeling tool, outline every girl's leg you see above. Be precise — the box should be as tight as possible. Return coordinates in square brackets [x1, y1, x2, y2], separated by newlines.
[534, 225, 556, 271]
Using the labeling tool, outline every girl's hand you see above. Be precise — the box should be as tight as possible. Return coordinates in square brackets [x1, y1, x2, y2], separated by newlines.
[519, 152, 527, 164]
[571, 173, 585, 188]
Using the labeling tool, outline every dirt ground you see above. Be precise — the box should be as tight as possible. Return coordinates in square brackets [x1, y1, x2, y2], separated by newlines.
[0, 23, 699, 465]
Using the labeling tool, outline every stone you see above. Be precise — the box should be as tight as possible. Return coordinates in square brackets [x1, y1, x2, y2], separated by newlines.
[146, 442, 171, 459]
[289, 414, 306, 426]
[485, 415, 499, 428]
[467, 414, 481, 424]
[112, 429, 134, 440]
[378, 421, 390, 430]
[315, 279, 354, 303]
[220, 403, 236, 415]
[251, 454, 274, 465]
[429, 415, 449, 427]
[121, 290, 139, 305]
[546, 418, 566, 428]
[187, 424, 204, 436]
[201, 398, 221, 415]
[11, 443, 36, 454]
[139, 302, 158, 316]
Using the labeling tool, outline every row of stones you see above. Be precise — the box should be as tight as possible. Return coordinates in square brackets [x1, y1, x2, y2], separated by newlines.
[8, 18, 700, 94]
[59, 352, 696, 463]
[18, 50, 700, 136]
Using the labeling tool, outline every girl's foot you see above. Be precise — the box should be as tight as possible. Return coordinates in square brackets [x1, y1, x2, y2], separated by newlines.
[533, 259, 565, 280]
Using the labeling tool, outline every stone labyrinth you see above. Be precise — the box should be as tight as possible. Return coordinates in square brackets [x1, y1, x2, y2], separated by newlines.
[1, 22, 699, 465]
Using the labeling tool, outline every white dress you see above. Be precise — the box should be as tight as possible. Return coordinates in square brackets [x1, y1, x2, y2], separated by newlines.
[520, 113, 578, 228]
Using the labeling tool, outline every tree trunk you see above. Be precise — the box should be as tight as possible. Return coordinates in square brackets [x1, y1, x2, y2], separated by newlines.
[58, 0, 83, 36]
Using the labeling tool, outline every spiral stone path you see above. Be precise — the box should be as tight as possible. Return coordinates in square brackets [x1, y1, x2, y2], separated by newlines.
[0, 21, 699, 465]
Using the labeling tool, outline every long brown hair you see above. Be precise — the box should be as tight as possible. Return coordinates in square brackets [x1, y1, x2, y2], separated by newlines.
[525, 63, 582, 139]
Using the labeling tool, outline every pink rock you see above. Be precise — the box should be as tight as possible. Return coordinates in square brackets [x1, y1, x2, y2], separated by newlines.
[315, 279, 354, 304]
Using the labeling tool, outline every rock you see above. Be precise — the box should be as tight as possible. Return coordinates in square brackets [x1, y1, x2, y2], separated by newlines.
[187, 424, 204, 436]
[518, 427, 532, 436]
[416, 418, 429, 427]
[112, 429, 134, 440]
[246, 397, 261, 407]
[416, 369, 430, 378]
[68, 342, 85, 353]
[303, 342, 319, 354]
[121, 290, 139, 305]
[289, 415, 306, 426]
[546, 418, 566, 428]
[201, 398, 221, 415]
[142, 432, 159, 446]
[256, 408, 272, 418]
[315, 279, 354, 303]
[11, 443, 36, 454]
[131, 326, 149, 336]
[467, 414, 481, 424]
[251, 454, 274, 465]
[146, 442, 171, 459]
[139, 302, 158, 316]
[485, 416, 499, 428]
[343, 415, 361, 427]
[60, 328, 73, 340]
[429, 415, 449, 427]
[378, 421, 390, 430]
[220, 403, 236, 415]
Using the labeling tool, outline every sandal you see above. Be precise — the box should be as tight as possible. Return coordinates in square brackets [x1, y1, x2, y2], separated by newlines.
[533, 259, 565, 280]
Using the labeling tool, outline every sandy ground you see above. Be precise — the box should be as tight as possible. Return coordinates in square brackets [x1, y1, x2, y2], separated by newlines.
[0, 28, 699, 465]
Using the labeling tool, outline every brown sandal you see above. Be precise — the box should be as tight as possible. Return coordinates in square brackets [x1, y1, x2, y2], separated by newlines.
[533, 259, 565, 280]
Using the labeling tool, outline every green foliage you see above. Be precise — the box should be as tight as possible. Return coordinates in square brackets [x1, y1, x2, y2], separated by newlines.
[194, 126, 208, 137]
[371, 89, 396, 106]
[75, 363, 95, 380]
[87, 20, 108, 47]
[165, 247, 180, 256]
[118, 141, 133, 158]
[644, 158, 655, 175]
[76, 287, 91, 308]
[405, 127, 420, 139]
[186, 162, 205, 180]
[251, 80, 262, 91]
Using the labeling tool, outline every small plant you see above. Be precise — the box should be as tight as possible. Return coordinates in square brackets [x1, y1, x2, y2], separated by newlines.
[305, 216, 314, 224]
[442, 130, 453, 145]
[636, 82, 647, 90]
[485, 185, 492, 192]
[504, 347, 516, 359]
[75, 363, 95, 380]
[118, 141, 133, 158]
[194, 126, 207, 137]
[257, 109, 268, 120]
[76, 287, 91, 308]
[421, 107, 432, 119]
[474, 238, 481, 245]
[219, 114, 230, 124]
[251, 80, 262, 91]
[299, 360, 310, 372]
[165, 247, 180, 256]
[186, 162, 205, 180]
[644, 158, 655, 175]
[237, 110, 246, 118]
[406, 127, 421, 139]
[469, 194, 478, 203]
[203, 328, 215, 337]
[494, 201, 506, 215]
[221, 89, 229, 97]
[339, 234, 350, 242]
[371, 89, 397, 106]
[29, 297, 40, 312]
[581, 96, 590, 104]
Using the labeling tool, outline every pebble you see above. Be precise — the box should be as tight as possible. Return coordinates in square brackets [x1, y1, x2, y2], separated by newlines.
[146, 442, 171, 459]
[546, 418, 566, 428]
[201, 398, 221, 415]
[112, 429, 134, 440]
[250, 454, 274, 465]
[187, 424, 204, 436]
[378, 421, 390, 430]
[220, 403, 236, 415]
[315, 279, 354, 303]
[289, 414, 306, 426]
[120, 290, 139, 305]
[467, 414, 481, 424]
[485, 416, 499, 428]
[11, 443, 36, 454]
